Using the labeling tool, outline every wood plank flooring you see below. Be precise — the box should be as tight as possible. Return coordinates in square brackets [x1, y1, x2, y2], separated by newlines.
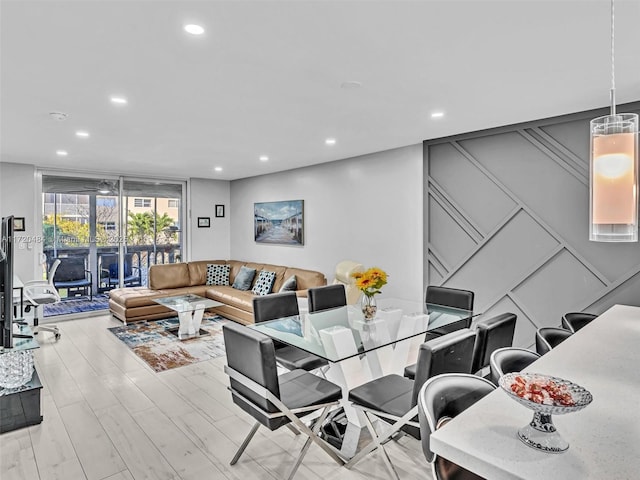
[0, 314, 432, 480]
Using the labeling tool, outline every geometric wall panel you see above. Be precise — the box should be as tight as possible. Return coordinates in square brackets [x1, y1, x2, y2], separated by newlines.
[512, 249, 605, 328]
[446, 209, 558, 310]
[428, 195, 477, 269]
[429, 142, 516, 234]
[425, 102, 640, 334]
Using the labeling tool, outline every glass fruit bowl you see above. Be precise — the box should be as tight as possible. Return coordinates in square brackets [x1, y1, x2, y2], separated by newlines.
[499, 372, 593, 453]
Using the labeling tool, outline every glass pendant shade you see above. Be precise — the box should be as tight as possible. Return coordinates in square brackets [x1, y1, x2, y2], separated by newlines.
[589, 113, 639, 242]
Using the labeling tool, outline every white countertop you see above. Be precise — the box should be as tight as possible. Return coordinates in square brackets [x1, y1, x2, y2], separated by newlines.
[430, 304, 640, 480]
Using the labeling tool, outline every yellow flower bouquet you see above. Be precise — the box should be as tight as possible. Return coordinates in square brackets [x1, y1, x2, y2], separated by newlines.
[352, 267, 388, 319]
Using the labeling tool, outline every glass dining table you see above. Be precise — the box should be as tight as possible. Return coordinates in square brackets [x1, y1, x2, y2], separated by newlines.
[249, 301, 473, 458]
[249, 302, 473, 363]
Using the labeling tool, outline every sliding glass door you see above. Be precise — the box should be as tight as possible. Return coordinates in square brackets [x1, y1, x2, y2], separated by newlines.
[41, 174, 185, 316]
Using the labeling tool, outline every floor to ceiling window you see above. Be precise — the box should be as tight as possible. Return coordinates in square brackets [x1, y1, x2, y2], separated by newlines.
[41, 174, 185, 317]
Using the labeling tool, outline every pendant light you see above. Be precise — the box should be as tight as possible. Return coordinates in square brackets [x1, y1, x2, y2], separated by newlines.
[589, 0, 638, 242]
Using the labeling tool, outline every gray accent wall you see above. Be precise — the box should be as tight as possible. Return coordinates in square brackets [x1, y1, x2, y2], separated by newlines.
[424, 103, 640, 348]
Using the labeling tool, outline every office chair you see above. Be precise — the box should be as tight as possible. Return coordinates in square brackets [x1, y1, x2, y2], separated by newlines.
[23, 259, 62, 340]
[308, 284, 347, 312]
[535, 327, 572, 355]
[489, 347, 540, 385]
[561, 312, 597, 333]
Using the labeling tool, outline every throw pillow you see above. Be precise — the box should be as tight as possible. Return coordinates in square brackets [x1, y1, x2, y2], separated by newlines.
[252, 270, 277, 296]
[278, 274, 297, 293]
[206, 263, 230, 286]
[232, 266, 257, 291]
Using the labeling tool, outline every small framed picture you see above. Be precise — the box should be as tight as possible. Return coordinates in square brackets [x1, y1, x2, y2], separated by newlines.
[215, 204, 225, 218]
[13, 217, 25, 231]
[197, 217, 210, 228]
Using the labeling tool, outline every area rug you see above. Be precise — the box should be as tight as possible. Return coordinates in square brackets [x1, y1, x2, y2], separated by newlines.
[107, 315, 228, 372]
[44, 294, 110, 317]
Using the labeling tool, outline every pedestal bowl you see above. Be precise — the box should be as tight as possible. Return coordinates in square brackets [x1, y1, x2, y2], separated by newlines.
[499, 372, 593, 453]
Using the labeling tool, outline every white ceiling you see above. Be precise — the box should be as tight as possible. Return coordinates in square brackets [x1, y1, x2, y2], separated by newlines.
[2, 0, 640, 181]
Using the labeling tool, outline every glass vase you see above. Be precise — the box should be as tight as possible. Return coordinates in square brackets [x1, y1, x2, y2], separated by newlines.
[360, 294, 378, 320]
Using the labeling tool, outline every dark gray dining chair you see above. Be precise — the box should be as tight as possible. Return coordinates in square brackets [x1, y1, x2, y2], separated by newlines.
[344, 328, 477, 480]
[307, 284, 347, 312]
[489, 347, 540, 385]
[418, 373, 495, 480]
[222, 322, 343, 480]
[535, 327, 572, 355]
[561, 312, 597, 333]
[253, 291, 328, 371]
[470, 312, 517, 375]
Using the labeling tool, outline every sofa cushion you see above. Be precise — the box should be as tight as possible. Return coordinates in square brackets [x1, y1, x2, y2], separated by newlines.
[109, 287, 168, 308]
[279, 274, 297, 293]
[206, 264, 230, 285]
[284, 267, 326, 291]
[232, 266, 257, 291]
[206, 286, 255, 311]
[187, 259, 226, 286]
[252, 270, 277, 295]
[149, 263, 191, 290]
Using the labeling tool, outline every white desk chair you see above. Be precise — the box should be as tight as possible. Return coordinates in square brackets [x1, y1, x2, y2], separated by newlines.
[23, 259, 62, 340]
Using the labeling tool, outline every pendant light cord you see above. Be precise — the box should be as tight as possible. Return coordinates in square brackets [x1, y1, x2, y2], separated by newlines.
[610, 0, 616, 115]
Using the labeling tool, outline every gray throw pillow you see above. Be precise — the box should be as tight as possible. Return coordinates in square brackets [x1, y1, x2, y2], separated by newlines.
[232, 266, 257, 291]
[206, 264, 230, 286]
[278, 274, 297, 293]
[252, 270, 277, 296]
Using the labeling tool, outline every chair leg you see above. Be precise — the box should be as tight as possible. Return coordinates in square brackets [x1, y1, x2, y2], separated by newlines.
[286, 424, 301, 436]
[286, 406, 334, 480]
[361, 412, 400, 480]
[230, 421, 260, 465]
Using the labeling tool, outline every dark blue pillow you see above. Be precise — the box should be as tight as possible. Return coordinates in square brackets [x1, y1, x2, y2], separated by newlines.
[232, 266, 257, 291]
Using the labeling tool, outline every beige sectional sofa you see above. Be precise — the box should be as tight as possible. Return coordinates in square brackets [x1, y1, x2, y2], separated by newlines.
[108, 259, 327, 325]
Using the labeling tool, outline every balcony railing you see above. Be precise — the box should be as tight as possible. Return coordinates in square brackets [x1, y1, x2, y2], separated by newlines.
[42, 244, 181, 296]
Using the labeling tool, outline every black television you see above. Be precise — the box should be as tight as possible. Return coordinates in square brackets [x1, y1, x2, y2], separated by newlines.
[0, 215, 14, 349]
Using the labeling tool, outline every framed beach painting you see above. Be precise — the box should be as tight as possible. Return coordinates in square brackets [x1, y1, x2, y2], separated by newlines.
[254, 200, 304, 245]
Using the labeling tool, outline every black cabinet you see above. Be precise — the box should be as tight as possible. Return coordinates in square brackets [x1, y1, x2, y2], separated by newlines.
[0, 368, 43, 433]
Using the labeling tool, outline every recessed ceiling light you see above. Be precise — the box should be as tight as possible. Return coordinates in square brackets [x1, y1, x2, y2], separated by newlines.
[76, 131, 90, 138]
[110, 96, 128, 105]
[184, 24, 205, 35]
[325, 138, 336, 145]
[56, 150, 68, 156]
[214, 166, 223, 172]
[49, 112, 68, 121]
[431, 112, 445, 119]
[341, 81, 362, 89]
[259, 155, 269, 162]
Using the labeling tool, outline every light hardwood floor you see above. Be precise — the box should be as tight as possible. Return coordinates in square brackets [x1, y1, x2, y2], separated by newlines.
[0, 313, 432, 480]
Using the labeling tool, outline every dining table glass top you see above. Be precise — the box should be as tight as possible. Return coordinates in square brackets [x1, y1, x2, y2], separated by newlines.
[249, 302, 473, 363]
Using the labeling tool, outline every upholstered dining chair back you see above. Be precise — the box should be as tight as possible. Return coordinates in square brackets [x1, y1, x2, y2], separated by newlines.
[426, 286, 475, 311]
[222, 322, 283, 428]
[535, 327, 573, 355]
[470, 313, 517, 374]
[489, 347, 540, 385]
[561, 312, 598, 333]
[253, 291, 299, 323]
[411, 329, 477, 409]
[418, 373, 495, 465]
[308, 284, 347, 313]
[333, 260, 364, 304]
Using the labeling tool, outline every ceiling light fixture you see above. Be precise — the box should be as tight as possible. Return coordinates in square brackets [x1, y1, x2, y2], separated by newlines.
[184, 24, 205, 35]
[259, 155, 269, 162]
[56, 150, 68, 156]
[341, 81, 362, 89]
[97, 180, 113, 195]
[110, 96, 128, 105]
[49, 112, 68, 121]
[76, 131, 90, 138]
[431, 112, 445, 119]
[325, 138, 336, 146]
[589, 0, 638, 242]
[214, 167, 223, 172]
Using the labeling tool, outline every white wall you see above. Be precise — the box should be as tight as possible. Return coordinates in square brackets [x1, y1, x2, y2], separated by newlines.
[230, 144, 424, 303]
[0, 162, 39, 280]
[189, 178, 231, 261]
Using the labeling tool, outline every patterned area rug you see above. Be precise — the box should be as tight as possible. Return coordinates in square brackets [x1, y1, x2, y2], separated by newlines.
[107, 315, 228, 372]
[44, 294, 110, 317]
